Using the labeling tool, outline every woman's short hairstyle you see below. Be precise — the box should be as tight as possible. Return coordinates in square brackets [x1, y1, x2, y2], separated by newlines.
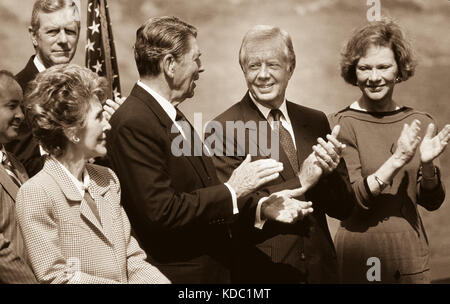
[134, 16, 197, 77]
[30, 0, 80, 33]
[239, 25, 296, 73]
[340, 19, 416, 86]
[26, 64, 107, 157]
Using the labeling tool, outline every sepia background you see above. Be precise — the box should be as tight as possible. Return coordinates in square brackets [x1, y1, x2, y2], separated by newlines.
[1, 0, 449, 282]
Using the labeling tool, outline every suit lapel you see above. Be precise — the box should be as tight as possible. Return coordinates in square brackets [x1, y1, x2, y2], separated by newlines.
[0, 164, 19, 201]
[7, 152, 29, 184]
[287, 102, 314, 164]
[241, 93, 296, 181]
[43, 157, 113, 245]
[86, 165, 115, 246]
[132, 84, 213, 186]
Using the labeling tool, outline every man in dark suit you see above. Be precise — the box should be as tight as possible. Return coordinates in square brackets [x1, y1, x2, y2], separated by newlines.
[0, 71, 37, 283]
[8, 0, 120, 177]
[208, 25, 356, 283]
[6, 0, 81, 177]
[106, 17, 313, 283]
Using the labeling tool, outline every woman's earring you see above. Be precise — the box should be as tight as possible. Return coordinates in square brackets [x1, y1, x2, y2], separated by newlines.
[72, 136, 80, 143]
[395, 76, 402, 83]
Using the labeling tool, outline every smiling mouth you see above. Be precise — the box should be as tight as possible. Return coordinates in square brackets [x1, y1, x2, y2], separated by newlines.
[257, 84, 274, 90]
[367, 85, 384, 91]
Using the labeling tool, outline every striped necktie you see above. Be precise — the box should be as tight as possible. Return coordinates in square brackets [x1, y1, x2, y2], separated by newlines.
[1, 152, 22, 188]
[270, 109, 299, 173]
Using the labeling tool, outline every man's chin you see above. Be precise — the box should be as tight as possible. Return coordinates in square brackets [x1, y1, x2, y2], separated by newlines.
[50, 56, 72, 65]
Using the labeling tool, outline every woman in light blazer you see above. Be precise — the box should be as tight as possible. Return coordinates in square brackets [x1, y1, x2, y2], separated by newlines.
[16, 64, 170, 284]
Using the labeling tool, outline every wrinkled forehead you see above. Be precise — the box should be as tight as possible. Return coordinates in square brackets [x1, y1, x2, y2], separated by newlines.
[38, 5, 80, 28]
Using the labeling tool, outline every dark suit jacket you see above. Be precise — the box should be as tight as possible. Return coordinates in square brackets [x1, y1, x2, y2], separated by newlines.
[0, 151, 37, 283]
[209, 93, 356, 283]
[106, 84, 252, 283]
[5, 56, 43, 178]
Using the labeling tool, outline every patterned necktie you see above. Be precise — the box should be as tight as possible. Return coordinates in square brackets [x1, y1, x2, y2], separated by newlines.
[270, 109, 299, 173]
[83, 190, 102, 226]
[1, 152, 22, 188]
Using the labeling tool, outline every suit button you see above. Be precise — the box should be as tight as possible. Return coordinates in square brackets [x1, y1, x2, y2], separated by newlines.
[300, 252, 306, 261]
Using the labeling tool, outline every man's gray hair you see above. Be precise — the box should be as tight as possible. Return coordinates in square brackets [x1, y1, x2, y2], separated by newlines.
[239, 25, 296, 73]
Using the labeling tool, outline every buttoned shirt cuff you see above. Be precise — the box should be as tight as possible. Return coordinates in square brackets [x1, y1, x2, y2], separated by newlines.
[254, 197, 268, 229]
[224, 183, 239, 215]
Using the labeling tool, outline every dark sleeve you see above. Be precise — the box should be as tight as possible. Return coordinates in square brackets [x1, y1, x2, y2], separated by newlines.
[0, 233, 37, 284]
[107, 117, 234, 232]
[416, 165, 446, 211]
[305, 112, 356, 220]
[329, 113, 373, 210]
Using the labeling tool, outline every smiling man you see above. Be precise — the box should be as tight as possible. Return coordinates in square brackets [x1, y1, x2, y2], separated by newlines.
[106, 17, 312, 283]
[0, 71, 37, 283]
[210, 25, 356, 283]
[6, 0, 80, 178]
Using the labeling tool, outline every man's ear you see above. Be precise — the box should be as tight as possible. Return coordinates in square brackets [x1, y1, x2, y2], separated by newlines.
[28, 26, 38, 47]
[161, 54, 176, 78]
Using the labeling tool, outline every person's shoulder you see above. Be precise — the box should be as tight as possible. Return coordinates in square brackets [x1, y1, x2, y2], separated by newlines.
[405, 107, 435, 122]
[15, 56, 38, 91]
[86, 163, 120, 188]
[111, 93, 158, 129]
[288, 101, 326, 116]
[328, 106, 354, 126]
[213, 97, 247, 123]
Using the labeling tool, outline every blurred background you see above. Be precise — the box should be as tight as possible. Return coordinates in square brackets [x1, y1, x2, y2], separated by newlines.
[1, 0, 449, 282]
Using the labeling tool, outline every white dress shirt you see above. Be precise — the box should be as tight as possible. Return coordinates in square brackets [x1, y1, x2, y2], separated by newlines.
[33, 56, 50, 157]
[249, 93, 298, 229]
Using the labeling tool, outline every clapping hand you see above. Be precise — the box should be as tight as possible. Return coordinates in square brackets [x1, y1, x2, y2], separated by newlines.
[298, 125, 345, 190]
[227, 154, 284, 198]
[261, 187, 313, 224]
[392, 119, 421, 167]
[420, 123, 450, 164]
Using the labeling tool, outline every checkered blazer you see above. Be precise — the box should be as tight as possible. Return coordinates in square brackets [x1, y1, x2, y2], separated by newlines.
[16, 156, 170, 284]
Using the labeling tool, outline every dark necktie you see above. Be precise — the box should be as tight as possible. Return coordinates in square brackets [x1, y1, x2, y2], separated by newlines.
[1, 152, 22, 188]
[270, 109, 299, 173]
[83, 190, 102, 226]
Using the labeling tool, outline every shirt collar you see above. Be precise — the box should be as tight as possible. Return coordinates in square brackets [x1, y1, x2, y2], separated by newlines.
[52, 156, 90, 197]
[33, 56, 46, 73]
[0, 145, 6, 162]
[137, 80, 177, 122]
[248, 92, 291, 124]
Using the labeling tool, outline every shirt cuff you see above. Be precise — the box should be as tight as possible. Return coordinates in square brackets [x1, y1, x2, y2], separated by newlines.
[224, 183, 239, 215]
[254, 197, 268, 229]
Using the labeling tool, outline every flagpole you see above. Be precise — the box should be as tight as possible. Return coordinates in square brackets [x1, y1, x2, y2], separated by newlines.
[98, 0, 113, 99]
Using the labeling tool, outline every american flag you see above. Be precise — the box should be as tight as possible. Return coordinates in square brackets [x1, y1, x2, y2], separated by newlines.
[85, 0, 121, 100]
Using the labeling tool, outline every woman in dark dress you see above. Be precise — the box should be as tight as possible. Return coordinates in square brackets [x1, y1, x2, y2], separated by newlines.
[329, 19, 450, 283]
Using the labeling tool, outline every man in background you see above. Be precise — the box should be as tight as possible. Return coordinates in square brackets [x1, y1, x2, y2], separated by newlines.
[7, 0, 120, 177]
[0, 71, 37, 283]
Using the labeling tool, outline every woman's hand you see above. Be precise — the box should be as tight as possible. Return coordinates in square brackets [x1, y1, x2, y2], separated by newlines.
[392, 119, 421, 167]
[420, 123, 450, 164]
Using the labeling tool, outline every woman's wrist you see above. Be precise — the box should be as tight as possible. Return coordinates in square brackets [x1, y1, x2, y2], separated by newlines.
[420, 161, 436, 179]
